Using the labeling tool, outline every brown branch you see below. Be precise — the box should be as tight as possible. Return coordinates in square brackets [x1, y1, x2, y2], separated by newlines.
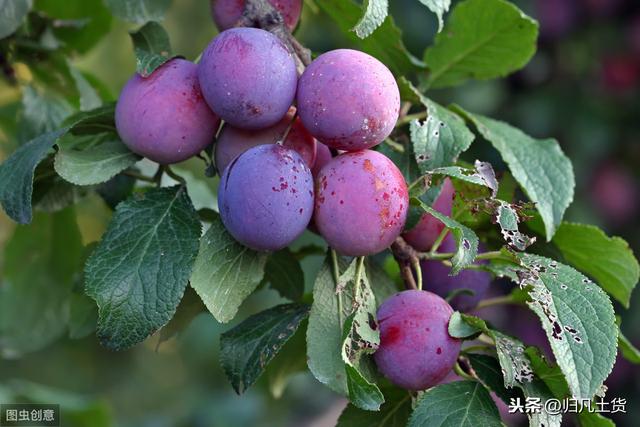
[391, 236, 420, 290]
[237, 0, 311, 72]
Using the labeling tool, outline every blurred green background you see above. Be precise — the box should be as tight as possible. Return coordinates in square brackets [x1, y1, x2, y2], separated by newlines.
[0, 0, 638, 426]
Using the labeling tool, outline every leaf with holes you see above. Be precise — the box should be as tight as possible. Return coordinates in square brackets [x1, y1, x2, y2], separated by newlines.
[220, 303, 309, 394]
[455, 108, 575, 241]
[85, 186, 201, 350]
[130, 21, 174, 77]
[190, 212, 267, 323]
[423, 0, 538, 88]
[412, 199, 479, 274]
[553, 222, 639, 308]
[408, 381, 502, 427]
[517, 254, 617, 400]
[428, 162, 497, 197]
[353, 0, 388, 39]
[495, 201, 536, 251]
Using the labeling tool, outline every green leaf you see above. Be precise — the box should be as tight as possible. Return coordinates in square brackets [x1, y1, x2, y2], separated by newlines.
[619, 329, 640, 364]
[0, 0, 31, 39]
[495, 201, 536, 251]
[129, 21, 174, 77]
[417, 0, 450, 32]
[456, 108, 574, 240]
[67, 62, 102, 111]
[398, 78, 474, 170]
[337, 388, 412, 427]
[552, 222, 639, 308]
[104, 0, 172, 24]
[525, 347, 570, 398]
[339, 259, 384, 410]
[315, 0, 423, 76]
[190, 212, 267, 323]
[220, 303, 310, 394]
[377, 142, 419, 185]
[264, 248, 305, 301]
[412, 198, 479, 274]
[157, 287, 205, 345]
[428, 164, 497, 196]
[0, 208, 83, 358]
[448, 311, 481, 338]
[366, 259, 398, 306]
[34, 0, 112, 53]
[423, 0, 538, 88]
[54, 133, 140, 186]
[19, 86, 73, 143]
[353, 0, 388, 39]
[518, 254, 618, 400]
[66, 103, 116, 135]
[85, 186, 201, 350]
[307, 255, 350, 395]
[0, 128, 68, 223]
[578, 411, 616, 427]
[467, 353, 561, 427]
[408, 381, 503, 427]
[265, 320, 307, 398]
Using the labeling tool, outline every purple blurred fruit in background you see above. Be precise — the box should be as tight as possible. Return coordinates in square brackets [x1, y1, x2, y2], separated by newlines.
[210, 0, 302, 32]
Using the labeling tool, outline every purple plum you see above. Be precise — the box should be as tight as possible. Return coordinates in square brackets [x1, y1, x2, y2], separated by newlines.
[314, 150, 408, 256]
[297, 49, 400, 151]
[311, 142, 332, 177]
[420, 235, 492, 311]
[215, 108, 316, 174]
[210, 0, 302, 32]
[218, 144, 313, 251]
[115, 59, 220, 164]
[198, 28, 297, 130]
[403, 178, 455, 251]
[374, 290, 461, 390]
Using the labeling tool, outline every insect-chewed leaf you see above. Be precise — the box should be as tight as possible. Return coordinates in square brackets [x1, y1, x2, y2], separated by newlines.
[220, 303, 309, 394]
[518, 254, 618, 400]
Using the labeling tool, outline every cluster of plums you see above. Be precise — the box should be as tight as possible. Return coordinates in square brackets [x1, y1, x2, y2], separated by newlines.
[113, 1, 488, 392]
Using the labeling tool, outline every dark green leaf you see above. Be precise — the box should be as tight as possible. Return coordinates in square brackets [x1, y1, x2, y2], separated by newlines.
[104, 0, 172, 24]
[518, 254, 617, 400]
[0, 0, 31, 39]
[412, 198, 479, 274]
[264, 248, 305, 301]
[423, 0, 538, 88]
[315, 0, 423, 76]
[19, 86, 73, 143]
[552, 222, 639, 308]
[619, 329, 640, 364]
[265, 320, 307, 398]
[157, 287, 205, 345]
[66, 103, 116, 135]
[85, 186, 201, 350]
[0, 208, 83, 357]
[190, 212, 267, 323]
[525, 347, 570, 398]
[353, 0, 388, 39]
[466, 354, 521, 404]
[130, 21, 173, 77]
[408, 381, 502, 427]
[220, 303, 310, 394]
[456, 108, 574, 241]
[68, 292, 98, 340]
[578, 411, 616, 427]
[0, 128, 68, 223]
[337, 388, 411, 426]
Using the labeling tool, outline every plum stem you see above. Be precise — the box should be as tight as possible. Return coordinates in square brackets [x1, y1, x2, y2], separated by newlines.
[475, 294, 521, 309]
[163, 165, 186, 185]
[429, 227, 450, 254]
[383, 137, 405, 153]
[122, 169, 156, 183]
[453, 360, 474, 381]
[278, 111, 298, 145]
[412, 259, 422, 291]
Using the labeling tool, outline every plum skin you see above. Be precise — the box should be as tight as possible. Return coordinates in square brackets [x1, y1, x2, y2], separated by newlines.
[313, 150, 408, 256]
[210, 0, 301, 32]
[297, 49, 400, 151]
[218, 144, 314, 251]
[198, 27, 297, 130]
[311, 142, 332, 177]
[374, 290, 461, 390]
[420, 235, 491, 311]
[215, 109, 316, 174]
[403, 178, 455, 251]
[115, 59, 220, 164]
